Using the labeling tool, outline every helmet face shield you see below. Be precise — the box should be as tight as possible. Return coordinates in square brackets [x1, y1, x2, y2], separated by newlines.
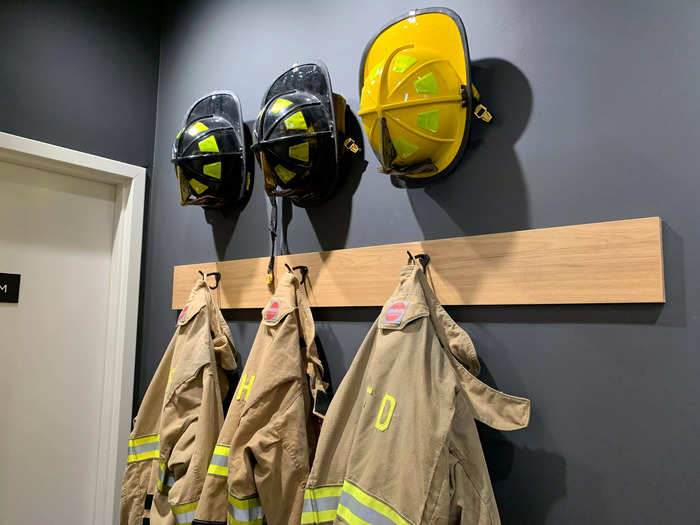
[172, 91, 253, 209]
[254, 61, 343, 207]
[359, 8, 473, 182]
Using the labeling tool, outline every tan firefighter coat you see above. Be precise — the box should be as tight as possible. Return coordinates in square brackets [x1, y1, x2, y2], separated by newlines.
[193, 270, 327, 525]
[304, 263, 531, 525]
[121, 278, 237, 525]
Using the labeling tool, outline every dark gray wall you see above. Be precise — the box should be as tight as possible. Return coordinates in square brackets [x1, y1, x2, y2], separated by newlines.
[140, 1, 700, 522]
[0, 0, 160, 167]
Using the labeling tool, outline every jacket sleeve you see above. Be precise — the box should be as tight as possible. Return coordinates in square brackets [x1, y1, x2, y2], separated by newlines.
[250, 392, 310, 525]
[449, 458, 500, 525]
[192, 409, 237, 525]
[158, 365, 223, 524]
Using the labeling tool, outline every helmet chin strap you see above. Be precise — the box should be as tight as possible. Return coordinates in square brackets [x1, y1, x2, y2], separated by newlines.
[266, 194, 277, 287]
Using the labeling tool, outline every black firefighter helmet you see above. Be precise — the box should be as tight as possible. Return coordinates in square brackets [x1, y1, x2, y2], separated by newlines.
[171, 91, 253, 209]
[253, 60, 353, 207]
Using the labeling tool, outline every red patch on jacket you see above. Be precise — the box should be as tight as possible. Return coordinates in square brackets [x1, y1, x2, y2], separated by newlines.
[177, 305, 189, 323]
[384, 301, 408, 324]
[265, 300, 280, 322]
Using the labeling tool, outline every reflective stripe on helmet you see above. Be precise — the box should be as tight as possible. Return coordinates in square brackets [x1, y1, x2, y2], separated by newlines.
[413, 72, 439, 94]
[289, 141, 309, 162]
[393, 137, 419, 159]
[284, 111, 308, 130]
[416, 109, 440, 133]
[269, 98, 293, 114]
[274, 164, 296, 183]
[188, 179, 208, 194]
[392, 55, 417, 73]
[203, 162, 222, 179]
[198, 135, 219, 152]
[187, 121, 208, 136]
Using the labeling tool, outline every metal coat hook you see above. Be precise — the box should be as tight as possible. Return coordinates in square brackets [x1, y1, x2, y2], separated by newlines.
[198, 270, 221, 290]
[285, 263, 309, 285]
[407, 250, 430, 272]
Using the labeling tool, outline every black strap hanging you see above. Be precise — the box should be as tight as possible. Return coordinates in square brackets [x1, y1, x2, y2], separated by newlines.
[266, 195, 278, 286]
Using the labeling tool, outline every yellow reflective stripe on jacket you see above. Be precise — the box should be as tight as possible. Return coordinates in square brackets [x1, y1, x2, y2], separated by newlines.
[301, 485, 342, 524]
[207, 444, 230, 477]
[156, 460, 175, 493]
[172, 500, 198, 525]
[303, 481, 412, 525]
[227, 493, 264, 525]
[127, 434, 159, 462]
[338, 480, 412, 525]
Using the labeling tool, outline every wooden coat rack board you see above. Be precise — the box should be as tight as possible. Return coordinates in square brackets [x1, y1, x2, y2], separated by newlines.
[172, 217, 665, 309]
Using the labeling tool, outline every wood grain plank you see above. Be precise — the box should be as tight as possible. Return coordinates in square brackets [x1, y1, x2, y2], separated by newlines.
[172, 217, 665, 309]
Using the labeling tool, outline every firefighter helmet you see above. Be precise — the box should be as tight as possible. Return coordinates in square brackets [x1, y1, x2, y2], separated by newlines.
[172, 91, 253, 209]
[253, 60, 348, 207]
[359, 7, 491, 183]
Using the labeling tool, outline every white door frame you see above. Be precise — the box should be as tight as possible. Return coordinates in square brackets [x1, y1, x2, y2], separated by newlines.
[0, 131, 145, 524]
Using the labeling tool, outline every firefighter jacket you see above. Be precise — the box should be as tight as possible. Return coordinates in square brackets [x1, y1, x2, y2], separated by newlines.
[193, 271, 327, 525]
[304, 263, 531, 525]
[121, 278, 238, 525]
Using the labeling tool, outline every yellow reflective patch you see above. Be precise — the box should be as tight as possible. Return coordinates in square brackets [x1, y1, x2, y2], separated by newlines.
[203, 162, 222, 179]
[187, 121, 208, 136]
[214, 444, 231, 456]
[270, 98, 293, 114]
[274, 164, 296, 183]
[172, 500, 198, 514]
[375, 394, 396, 431]
[236, 373, 256, 401]
[393, 55, 418, 73]
[305, 485, 342, 499]
[228, 517, 263, 525]
[303, 485, 342, 524]
[188, 178, 208, 194]
[368, 60, 385, 81]
[176, 129, 183, 139]
[366, 386, 373, 395]
[246, 172, 251, 190]
[393, 137, 419, 159]
[129, 434, 159, 447]
[127, 449, 159, 463]
[301, 509, 337, 524]
[208, 464, 228, 476]
[417, 109, 440, 133]
[341, 480, 411, 525]
[284, 111, 307, 130]
[168, 369, 175, 384]
[414, 72, 439, 94]
[228, 493, 262, 510]
[198, 135, 219, 152]
[289, 141, 309, 162]
[337, 504, 364, 525]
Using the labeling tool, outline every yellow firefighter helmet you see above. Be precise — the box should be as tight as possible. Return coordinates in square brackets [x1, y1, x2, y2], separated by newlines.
[358, 8, 491, 183]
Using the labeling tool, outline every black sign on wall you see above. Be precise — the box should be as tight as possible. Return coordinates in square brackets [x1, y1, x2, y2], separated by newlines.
[0, 273, 21, 303]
